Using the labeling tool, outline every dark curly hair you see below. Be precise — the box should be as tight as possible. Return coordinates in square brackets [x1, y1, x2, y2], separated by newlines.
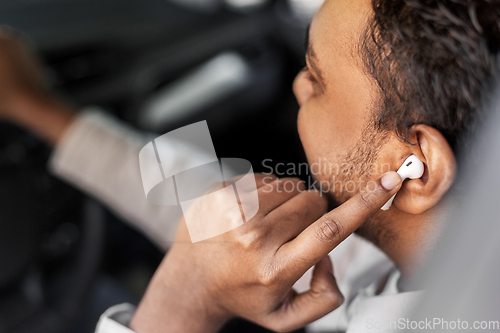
[362, 0, 500, 155]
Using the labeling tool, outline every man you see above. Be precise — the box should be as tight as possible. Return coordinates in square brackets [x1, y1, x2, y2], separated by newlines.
[102, 0, 500, 332]
[0, 0, 498, 332]
[120, 0, 500, 331]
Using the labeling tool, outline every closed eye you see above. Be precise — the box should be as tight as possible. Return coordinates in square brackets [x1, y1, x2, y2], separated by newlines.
[302, 66, 323, 93]
[302, 67, 318, 84]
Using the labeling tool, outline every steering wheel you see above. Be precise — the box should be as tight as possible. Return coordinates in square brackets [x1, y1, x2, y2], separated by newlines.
[0, 123, 105, 333]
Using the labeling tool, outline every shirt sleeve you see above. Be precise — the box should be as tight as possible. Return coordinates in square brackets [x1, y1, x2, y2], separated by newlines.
[95, 304, 137, 333]
[49, 106, 205, 250]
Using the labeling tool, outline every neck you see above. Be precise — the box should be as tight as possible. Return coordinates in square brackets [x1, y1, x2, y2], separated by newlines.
[360, 200, 450, 277]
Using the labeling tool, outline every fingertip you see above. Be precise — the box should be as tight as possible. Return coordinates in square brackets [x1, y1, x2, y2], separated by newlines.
[381, 171, 402, 191]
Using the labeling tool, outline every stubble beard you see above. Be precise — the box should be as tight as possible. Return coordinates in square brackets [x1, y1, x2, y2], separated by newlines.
[320, 123, 397, 248]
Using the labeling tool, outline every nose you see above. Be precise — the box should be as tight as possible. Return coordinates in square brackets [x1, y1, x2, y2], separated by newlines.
[293, 70, 314, 107]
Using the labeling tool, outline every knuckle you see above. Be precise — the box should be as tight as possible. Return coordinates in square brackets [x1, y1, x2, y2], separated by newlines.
[322, 290, 344, 309]
[316, 216, 344, 244]
[237, 229, 261, 250]
[259, 271, 278, 287]
[310, 285, 344, 309]
[258, 265, 280, 287]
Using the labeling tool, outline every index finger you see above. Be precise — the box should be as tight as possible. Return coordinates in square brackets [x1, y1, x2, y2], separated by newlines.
[277, 172, 402, 280]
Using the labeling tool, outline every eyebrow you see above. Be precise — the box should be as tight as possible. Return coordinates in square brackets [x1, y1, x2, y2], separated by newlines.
[305, 25, 327, 88]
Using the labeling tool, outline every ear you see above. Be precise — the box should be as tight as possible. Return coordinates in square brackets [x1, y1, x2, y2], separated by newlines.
[393, 125, 457, 214]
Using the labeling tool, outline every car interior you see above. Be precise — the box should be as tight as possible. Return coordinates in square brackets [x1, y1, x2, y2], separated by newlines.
[1, 0, 498, 332]
[0, 0, 315, 332]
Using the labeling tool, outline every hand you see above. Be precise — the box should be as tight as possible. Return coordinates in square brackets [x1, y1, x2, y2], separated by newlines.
[0, 27, 75, 145]
[130, 172, 403, 333]
[0, 27, 49, 118]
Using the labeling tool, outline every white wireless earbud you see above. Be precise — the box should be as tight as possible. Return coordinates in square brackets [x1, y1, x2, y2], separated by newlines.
[381, 155, 424, 211]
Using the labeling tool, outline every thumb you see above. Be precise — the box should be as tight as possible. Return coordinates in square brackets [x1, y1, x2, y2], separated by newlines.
[266, 256, 343, 332]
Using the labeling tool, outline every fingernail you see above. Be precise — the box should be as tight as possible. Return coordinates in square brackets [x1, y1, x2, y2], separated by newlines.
[381, 172, 401, 191]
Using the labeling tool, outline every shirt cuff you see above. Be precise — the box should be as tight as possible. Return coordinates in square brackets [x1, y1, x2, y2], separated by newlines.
[95, 303, 137, 333]
[49, 106, 149, 180]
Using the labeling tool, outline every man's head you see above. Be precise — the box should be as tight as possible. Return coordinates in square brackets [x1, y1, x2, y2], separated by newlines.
[293, 0, 500, 271]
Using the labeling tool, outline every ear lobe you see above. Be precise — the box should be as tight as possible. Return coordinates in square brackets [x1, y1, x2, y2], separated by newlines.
[394, 125, 457, 214]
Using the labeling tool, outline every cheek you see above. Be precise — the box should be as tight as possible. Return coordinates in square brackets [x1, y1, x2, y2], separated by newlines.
[297, 104, 316, 162]
[297, 96, 371, 186]
[298, 104, 343, 196]
[297, 100, 339, 169]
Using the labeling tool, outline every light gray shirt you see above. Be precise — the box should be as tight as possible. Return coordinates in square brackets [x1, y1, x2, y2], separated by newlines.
[50, 107, 211, 250]
[48, 110, 422, 333]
